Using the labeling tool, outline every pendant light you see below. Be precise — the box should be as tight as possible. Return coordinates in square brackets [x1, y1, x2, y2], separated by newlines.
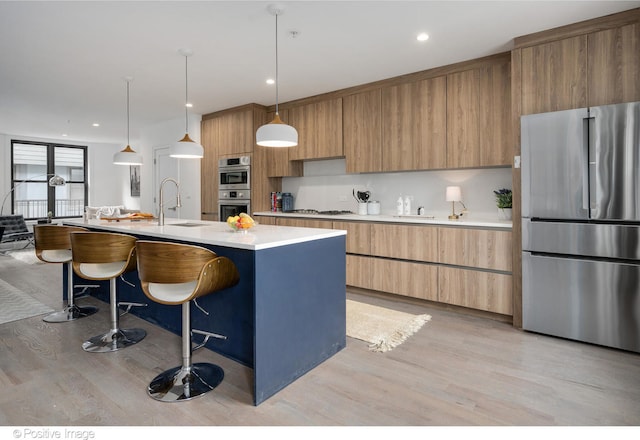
[170, 49, 204, 158]
[113, 77, 143, 165]
[256, 4, 298, 147]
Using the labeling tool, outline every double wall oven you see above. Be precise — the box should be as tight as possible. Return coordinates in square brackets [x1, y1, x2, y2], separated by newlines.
[218, 156, 251, 220]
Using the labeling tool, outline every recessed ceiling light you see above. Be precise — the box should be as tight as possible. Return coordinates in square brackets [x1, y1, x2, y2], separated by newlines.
[92, 123, 100, 127]
[185, 102, 193, 108]
[266, 78, 275, 85]
[417, 33, 429, 42]
[62, 133, 68, 137]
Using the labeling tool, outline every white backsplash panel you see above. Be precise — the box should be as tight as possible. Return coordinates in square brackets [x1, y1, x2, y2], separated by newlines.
[281, 159, 512, 219]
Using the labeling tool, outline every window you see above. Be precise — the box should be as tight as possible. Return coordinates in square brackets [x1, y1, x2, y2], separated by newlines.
[7, 140, 88, 220]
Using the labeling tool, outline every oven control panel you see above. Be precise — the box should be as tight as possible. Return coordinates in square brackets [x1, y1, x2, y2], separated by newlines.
[219, 190, 250, 200]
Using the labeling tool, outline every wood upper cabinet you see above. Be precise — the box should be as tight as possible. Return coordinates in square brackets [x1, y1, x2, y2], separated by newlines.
[343, 89, 382, 173]
[447, 59, 512, 168]
[381, 76, 447, 171]
[200, 117, 220, 221]
[288, 98, 343, 161]
[588, 22, 640, 106]
[214, 108, 256, 156]
[521, 35, 588, 115]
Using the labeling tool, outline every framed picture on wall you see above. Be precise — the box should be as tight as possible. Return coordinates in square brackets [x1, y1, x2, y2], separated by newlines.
[130, 165, 141, 197]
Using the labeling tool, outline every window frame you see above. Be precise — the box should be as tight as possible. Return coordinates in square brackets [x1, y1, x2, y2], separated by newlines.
[9, 139, 88, 220]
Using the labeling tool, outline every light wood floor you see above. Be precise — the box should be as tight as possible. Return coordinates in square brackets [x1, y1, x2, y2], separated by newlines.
[1, 251, 639, 426]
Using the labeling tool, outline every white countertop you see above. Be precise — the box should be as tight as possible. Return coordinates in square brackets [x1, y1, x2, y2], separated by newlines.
[253, 211, 512, 229]
[63, 218, 346, 251]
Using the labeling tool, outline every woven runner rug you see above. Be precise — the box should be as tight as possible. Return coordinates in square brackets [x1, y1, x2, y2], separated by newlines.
[346, 299, 431, 352]
[0, 279, 54, 325]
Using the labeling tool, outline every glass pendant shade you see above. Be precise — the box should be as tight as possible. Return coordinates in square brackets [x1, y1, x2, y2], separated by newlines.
[170, 133, 204, 158]
[48, 175, 66, 186]
[256, 114, 298, 147]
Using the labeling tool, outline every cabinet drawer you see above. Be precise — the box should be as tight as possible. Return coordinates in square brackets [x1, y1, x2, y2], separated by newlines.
[346, 255, 373, 290]
[371, 258, 438, 302]
[438, 266, 512, 315]
[370, 223, 438, 262]
[333, 221, 371, 254]
[276, 218, 333, 229]
[438, 227, 512, 271]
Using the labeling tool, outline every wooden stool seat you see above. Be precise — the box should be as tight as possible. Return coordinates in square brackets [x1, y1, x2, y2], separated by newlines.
[34, 225, 99, 322]
[136, 240, 240, 402]
[71, 231, 147, 353]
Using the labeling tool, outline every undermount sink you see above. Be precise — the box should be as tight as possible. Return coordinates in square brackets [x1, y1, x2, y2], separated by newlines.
[170, 222, 208, 227]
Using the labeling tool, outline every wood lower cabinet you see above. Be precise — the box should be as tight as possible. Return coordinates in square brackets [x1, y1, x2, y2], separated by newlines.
[438, 227, 512, 272]
[370, 223, 438, 262]
[275, 217, 333, 229]
[371, 258, 439, 302]
[333, 221, 371, 255]
[438, 266, 512, 315]
[346, 255, 373, 290]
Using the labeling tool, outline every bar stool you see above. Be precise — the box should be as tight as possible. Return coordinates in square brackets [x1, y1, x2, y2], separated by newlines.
[136, 240, 240, 402]
[34, 225, 99, 322]
[70, 231, 147, 353]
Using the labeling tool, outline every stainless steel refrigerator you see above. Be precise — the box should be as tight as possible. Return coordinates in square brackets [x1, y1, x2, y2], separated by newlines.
[521, 101, 640, 353]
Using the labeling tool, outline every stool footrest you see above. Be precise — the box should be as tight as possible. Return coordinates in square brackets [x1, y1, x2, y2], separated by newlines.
[191, 329, 227, 352]
[117, 301, 148, 316]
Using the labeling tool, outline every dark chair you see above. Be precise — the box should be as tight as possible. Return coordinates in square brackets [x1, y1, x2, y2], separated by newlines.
[70, 231, 147, 352]
[34, 224, 99, 322]
[135, 240, 240, 402]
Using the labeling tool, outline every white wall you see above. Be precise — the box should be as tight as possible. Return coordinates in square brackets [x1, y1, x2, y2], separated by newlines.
[1, 132, 127, 213]
[137, 114, 202, 219]
[282, 159, 513, 220]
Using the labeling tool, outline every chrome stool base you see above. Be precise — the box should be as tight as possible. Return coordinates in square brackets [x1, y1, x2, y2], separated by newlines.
[82, 328, 146, 353]
[43, 304, 99, 323]
[148, 363, 224, 402]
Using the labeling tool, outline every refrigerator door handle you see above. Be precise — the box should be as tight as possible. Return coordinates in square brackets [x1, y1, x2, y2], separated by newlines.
[582, 117, 591, 211]
[588, 116, 597, 214]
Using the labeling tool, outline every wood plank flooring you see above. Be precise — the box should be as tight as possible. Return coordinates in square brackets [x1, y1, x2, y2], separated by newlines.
[1, 252, 639, 426]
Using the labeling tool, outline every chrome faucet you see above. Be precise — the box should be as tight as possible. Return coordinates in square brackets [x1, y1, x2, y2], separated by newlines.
[158, 177, 182, 226]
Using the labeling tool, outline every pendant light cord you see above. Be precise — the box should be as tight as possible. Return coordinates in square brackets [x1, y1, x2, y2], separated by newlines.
[126, 80, 130, 145]
[275, 11, 279, 115]
[184, 54, 189, 133]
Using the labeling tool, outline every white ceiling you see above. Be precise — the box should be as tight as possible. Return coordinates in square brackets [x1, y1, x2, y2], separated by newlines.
[1, 0, 639, 145]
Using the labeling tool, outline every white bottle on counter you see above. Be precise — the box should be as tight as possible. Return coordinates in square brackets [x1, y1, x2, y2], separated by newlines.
[396, 196, 404, 215]
[404, 196, 411, 216]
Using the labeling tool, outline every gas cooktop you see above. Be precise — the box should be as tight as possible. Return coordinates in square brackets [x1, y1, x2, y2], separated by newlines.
[286, 209, 354, 215]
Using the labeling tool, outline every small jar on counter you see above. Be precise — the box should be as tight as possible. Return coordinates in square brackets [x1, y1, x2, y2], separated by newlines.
[367, 201, 381, 215]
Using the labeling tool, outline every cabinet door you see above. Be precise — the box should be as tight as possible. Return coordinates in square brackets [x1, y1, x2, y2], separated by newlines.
[521, 35, 588, 115]
[217, 109, 255, 156]
[333, 221, 371, 254]
[447, 69, 480, 167]
[588, 22, 640, 106]
[200, 117, 219, 220]
[371, 258, 438, 302]
[438, 227, 512, 272]
[479, 60, 512, 166]
[346, 255, 373, 290]
[288, 98, 343, 160]
[276, 218, 333, 229]
[370, 223, 438, 262]
[382, 76, 447, 171]
[439, 266, 512, 315]
[343, 89, 382, 173]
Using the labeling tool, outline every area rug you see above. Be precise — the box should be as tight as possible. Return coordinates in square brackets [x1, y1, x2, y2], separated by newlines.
[346, 299, 431, 352]
[0, 279, 54, 325]
[4, 249, 43, 265]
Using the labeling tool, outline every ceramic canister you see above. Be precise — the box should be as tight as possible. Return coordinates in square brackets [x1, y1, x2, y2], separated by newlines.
[367, 201, 381, 215]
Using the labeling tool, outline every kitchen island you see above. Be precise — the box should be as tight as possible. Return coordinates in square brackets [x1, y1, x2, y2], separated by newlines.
[62, 218, 347, 405]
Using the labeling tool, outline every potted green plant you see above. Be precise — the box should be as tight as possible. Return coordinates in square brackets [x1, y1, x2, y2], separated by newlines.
[493, 188, 512, 220]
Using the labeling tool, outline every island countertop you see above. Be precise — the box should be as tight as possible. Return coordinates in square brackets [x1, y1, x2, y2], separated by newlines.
[63, 218, 346, 251]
